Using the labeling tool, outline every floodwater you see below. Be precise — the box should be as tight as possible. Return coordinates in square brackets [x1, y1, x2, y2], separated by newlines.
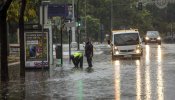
[0, 44, 175, 100]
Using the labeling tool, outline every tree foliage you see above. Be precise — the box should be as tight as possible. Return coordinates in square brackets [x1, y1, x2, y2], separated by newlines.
[86, 15, 100, 41]
[85, 0, 174, 37]
[6, 0, 175, 41]
[7, 0, 37, 22]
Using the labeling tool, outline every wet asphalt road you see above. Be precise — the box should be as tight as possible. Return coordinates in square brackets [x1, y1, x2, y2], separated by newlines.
[1, 44, 175, 100]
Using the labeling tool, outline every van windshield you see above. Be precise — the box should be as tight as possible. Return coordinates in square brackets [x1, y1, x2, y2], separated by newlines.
[114, 33, 139, 46]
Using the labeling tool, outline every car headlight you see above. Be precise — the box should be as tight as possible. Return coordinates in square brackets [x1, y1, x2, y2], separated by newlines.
[157, 37, 161, 40]
[145, 37, 149, 40]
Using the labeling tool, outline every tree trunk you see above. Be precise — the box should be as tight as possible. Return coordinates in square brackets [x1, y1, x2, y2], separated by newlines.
[0, 9, 9, 82]
[19, 0, 26, 77]
[0, 0, 12, 82]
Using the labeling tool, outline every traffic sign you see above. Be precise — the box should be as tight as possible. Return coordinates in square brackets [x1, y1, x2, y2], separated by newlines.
[65, 22, 76, 27]
[48, 4, 68, 17]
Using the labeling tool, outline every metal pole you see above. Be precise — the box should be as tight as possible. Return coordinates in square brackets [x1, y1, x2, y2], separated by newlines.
[171, 23, 173, 38]
[77, 0, 80, 50]
[101, 24, 102, 43]
[72, 0, 76, 43]
[61, 18, 63, 65]
[85, 0, 87, 38]
[111, 0, 113, 31]
[72, 0, 75, 20]
[42, 4, 44, 69]
[69, 28, 71, 63]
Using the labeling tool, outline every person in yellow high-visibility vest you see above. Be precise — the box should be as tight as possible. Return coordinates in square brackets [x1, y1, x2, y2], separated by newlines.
[70, 52, 83, 68]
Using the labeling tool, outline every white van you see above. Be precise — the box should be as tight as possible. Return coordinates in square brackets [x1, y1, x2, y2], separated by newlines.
[109, 29, 143, 59]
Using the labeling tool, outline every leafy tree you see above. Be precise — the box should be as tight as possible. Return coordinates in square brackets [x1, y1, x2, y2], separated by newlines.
[0, 0, 37, 80]
[86, 15, 100, 41]
[7, 0, 37, 22]
[7, 0, 37, 44]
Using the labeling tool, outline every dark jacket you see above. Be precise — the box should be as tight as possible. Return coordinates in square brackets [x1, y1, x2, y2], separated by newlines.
[85, 42, 93, 57]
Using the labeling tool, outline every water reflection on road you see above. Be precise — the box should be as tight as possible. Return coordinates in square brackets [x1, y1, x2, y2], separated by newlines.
[1, 44, 173, 100]
[113, 44, 164, 100]
[145, 45, 151, 100]
[114, 60, 120, 100]
[157, 45, 164, 100]
[136, 60, 141, 100]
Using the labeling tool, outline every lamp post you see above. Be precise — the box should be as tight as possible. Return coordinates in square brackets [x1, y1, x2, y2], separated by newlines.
[111, 0, 113, 31]
[85, 0, 87, 39]
[71, 0, 76, 47]
[41, 1, 50, 25]
[110, 0, 113, 40]
[77, 0, 80, 50]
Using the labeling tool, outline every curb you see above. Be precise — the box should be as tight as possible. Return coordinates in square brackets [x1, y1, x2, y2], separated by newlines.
[8, 62, 20, 66]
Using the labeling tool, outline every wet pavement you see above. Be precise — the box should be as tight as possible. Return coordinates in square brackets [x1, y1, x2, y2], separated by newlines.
[1, 43, 175, 100]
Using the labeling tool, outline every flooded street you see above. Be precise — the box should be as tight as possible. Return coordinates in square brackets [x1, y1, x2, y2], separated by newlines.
[1, 44, 175, 100]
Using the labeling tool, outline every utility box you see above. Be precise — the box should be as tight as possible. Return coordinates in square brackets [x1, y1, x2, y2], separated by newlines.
[55, 44, 62, 66]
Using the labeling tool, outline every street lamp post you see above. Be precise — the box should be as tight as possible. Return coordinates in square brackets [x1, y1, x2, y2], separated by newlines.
[77, 0, 80, 50]
[110, 0, 113, 40]
[171, 23, 173, 38]
[111, 0, 113, 32]
[71, 0, 76, 47]
[85, 0, 87, 39]
[69, 27, 71, 62]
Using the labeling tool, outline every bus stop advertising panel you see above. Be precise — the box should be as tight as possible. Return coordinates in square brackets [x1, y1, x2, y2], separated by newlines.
[24, 31, 49, 68]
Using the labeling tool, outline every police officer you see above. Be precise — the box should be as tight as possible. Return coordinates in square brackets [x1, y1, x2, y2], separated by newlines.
[70, 52, 83, 69]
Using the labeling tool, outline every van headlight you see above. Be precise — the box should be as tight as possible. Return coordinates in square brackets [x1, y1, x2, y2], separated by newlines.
[157, 37, 161, 40]
[115, 51, 119, 54]
[136, 49, 141, 54]
[114, 46, 119, 54]
[136, 44, 141, 49]
[145, 37, 149, 40]
[136, 44, 141, 54]
[136, 45, 140, 48]
[113, 46, 119, 54]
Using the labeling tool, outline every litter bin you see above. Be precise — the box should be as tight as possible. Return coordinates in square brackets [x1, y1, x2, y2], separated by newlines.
[55, 44, 62, 66]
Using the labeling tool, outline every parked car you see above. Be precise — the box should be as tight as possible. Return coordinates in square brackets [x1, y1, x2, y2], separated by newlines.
[144, 31, 161, 45]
